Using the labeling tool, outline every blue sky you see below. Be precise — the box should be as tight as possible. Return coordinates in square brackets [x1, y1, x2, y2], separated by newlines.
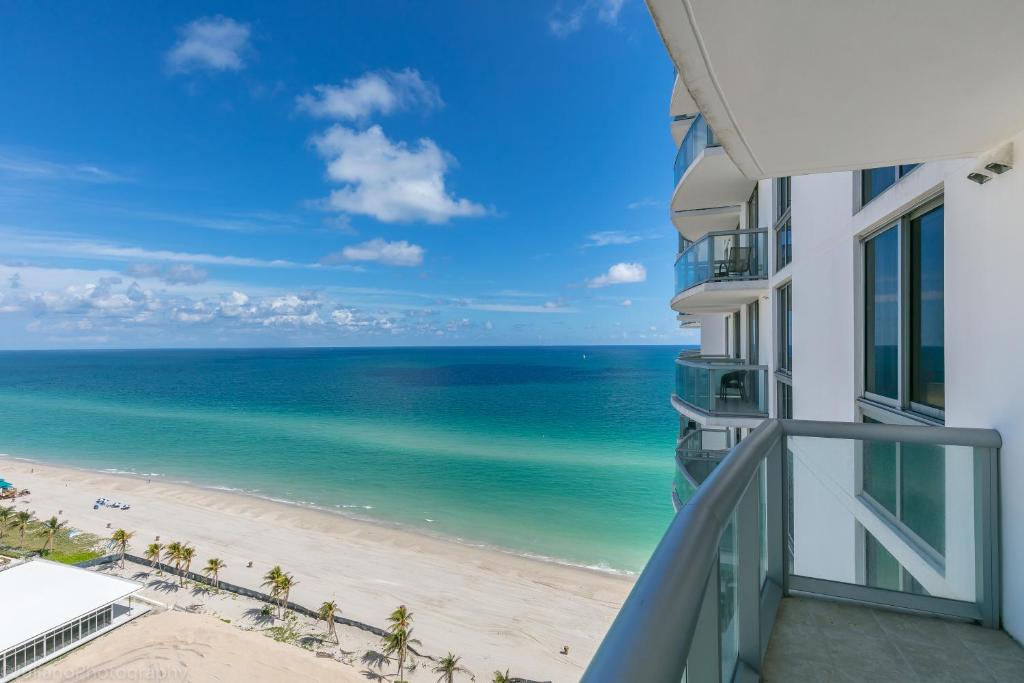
[0, 1, 696, 348]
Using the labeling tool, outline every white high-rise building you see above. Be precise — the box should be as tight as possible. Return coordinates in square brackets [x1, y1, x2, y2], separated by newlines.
[586, 2, 1024, 680]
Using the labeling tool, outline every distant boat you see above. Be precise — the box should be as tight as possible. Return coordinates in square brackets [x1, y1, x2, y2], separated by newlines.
[582, 353, 587, 359]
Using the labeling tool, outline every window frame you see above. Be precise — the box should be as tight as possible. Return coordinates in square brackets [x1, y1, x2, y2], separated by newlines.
[776, 281, 793, 376]
[773, 177, 792, 272]
[860, 195, 945, 422]
[855, 164, 922, 211]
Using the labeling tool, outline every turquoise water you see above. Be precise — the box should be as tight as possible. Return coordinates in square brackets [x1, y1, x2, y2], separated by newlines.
[0, 347, 683, 572]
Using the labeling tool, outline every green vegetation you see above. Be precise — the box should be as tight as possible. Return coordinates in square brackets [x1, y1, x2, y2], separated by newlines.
[434, 652, 473, 683]
[383, 604, 421, 683]
[0, 510, 101, 564]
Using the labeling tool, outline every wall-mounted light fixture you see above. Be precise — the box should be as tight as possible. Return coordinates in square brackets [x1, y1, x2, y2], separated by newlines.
[968, 142, 1013, 184]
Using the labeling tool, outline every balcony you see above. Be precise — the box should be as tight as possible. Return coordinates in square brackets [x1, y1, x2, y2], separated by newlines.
[673, 356, 767, 426]
[670, 114, 754, 225]
[672, 229, 768, 314]
[583, 419, 1011, 682]
[676, 428, 731, 490]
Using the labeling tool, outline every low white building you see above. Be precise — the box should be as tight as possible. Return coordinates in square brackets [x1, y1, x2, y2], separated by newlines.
[0, 559, 145, 680]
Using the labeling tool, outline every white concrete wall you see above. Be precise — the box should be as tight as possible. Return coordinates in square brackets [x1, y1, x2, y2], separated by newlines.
[784, 145, 1024, 638]
[942, 128, 1024, 639]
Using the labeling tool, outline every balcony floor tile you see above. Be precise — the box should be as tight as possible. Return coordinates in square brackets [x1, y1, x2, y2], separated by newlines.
[762, 597, 1024, 683]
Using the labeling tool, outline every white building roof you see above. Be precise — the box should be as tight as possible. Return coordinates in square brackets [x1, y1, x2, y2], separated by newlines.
[0, 559, 140, 652]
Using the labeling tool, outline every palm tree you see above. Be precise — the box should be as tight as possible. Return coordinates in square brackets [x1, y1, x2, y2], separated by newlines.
[318, 600, 338, 642]
[433, 652, 472, 683]
[0, 505, 14, 540]
[164, 541, 183, 575]
[177, 545, 196, 585]
[262, 566, 285, 615]
[275, 572, 297, 615]
[144, 542, 163, 568]
[383, 605, 419, 682]
[38, 516, 66, 553]
[492, 670, 512, 683]
[110, 528, 134, 568]
[13, 511, 31, 545]
[204, 557, 226, 590]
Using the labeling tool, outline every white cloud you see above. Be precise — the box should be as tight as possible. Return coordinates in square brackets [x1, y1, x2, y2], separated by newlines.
[584, 230, 653, 248]
[463, 303, 575, 314]
[621, 298, 633, 306]
[124, 263, 208, 285]
[587, 262, 647, 288]
[597, 0, 626, 24]
[1, 228, 305, 269]
[323, 238, 425, 267]
[311, 124, 486, 224]
[165, 16, 252, 74]
[296, 69, 442, 120]
[549, 0, 625, 37]
[0, 153, 124, 183]
[626, 197, 660, 210]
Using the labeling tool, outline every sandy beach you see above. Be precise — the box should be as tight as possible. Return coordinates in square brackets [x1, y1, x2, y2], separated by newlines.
[0, 454, 633, 682]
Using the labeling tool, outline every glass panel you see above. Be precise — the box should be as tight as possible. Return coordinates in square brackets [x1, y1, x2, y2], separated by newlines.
[776, 380, 793, 419]
[760, 463, 768, 588]
[775, 217, 792, 271]
[862, 166, 897, 204]
[864, 227, 899, 399]
[674, 114, 718, 185]
[901, 442, 946, 554]
[719, 514, 738, 682]
[866, 531, 901, 590]
[910, 204, 944, 410]
[789, 435, 972, 602]
[899, 163, 921, 176]
[675, 230, 768, 295]
[862, 431, 898, 515]
[776, 176, 791, 218]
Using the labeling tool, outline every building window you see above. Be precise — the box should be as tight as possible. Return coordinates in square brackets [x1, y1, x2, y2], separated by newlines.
[777, 282, 792, 375]
[865, 530, 928, 594]
[776, 378, 792, 419]
[861, 417, 946, 556]
[862, 200, 944, 416]
[774, 177, 792, 271]
[746, 301, 759, 364]
[861, 164, 921, 206]
[749, 185, 757, 231]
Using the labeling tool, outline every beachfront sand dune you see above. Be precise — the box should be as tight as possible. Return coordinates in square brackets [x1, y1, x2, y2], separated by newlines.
[0, 456, 632, 682]
[20, 610, 369, 682]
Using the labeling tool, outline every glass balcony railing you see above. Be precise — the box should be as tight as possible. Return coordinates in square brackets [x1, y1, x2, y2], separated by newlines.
[583, 419, 1002, 682]
[676, 428, 731, 488]
[674, 356, 768, 417]
[674, 113, 718, 186]
[674, 229, 768, 296]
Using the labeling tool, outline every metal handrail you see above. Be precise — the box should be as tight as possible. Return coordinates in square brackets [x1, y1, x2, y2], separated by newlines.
[583, 420, 782, 682]
[675, 356, 768, 371]
[582, 418, 1002, 683]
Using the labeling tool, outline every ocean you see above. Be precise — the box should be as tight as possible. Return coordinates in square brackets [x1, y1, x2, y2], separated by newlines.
[0, 346, 683, 573]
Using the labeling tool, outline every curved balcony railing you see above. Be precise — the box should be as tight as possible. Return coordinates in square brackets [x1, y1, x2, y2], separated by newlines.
[674, 114, 718, 186]
[674, 229, 768, 296]
[583, 419, 1001, 682]
[676, 428, 732, 488]
[674, 357, 768, 417]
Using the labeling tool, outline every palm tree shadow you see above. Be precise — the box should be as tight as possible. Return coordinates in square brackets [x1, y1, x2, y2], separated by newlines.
[298, 634, 325, 648]
[190, 584, 213, 598]
[148, 579, 180, 594]
[359, 671, 387, 682]
[130, 571, 151, 581]
[242, 607, 275, 627]
[360, 650, 389, 670]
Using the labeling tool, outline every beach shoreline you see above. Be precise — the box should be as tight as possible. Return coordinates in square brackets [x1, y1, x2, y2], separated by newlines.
[0, 453, 633, 682]
[0, 451, 638, 578]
